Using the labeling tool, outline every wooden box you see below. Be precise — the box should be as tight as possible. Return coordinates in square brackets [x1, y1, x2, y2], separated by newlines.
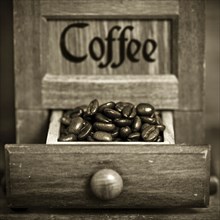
[4, 0, 211, 214]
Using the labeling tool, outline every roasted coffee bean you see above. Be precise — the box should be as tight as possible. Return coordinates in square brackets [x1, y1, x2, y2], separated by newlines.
[60, 124, 69, 135]
[156, 124, 166, 131]
[136, 103, 154, 116]
[63, 110, 74, 118]
[128, 132, 140, 141]
[115, 102, 133, 112]
[78, 122, 92, 140]
[114, 137, 122, 141]
[58, 133, 77, 142]
[122, 105, 136, 119]
[78, 105, 88, 113]
[119, 126, 132, 139]
[157, 135, 163, 142]
[141, 125, 159, 141]
[94, 122, 116, 132]
[114, 118, 132, 127]
[68, 117, 84, 134]
[87, 135, 95, 141]
[95, 113, 112, 123]
[140, 116, 156, 124]
[103, 108, 121, 119]
[93, 131, 113, 141]
[70, 107, 84, 118]
[61, 116, 71, 125]
[87, 99, 99, 115]
[98, 101, 115, 112]
[111, 127, 119, 138]
[141, 123, 150, 131]
[132, 116, 142, 132]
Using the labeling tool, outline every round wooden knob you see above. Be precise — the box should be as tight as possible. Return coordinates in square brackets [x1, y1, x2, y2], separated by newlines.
[90, 169, 123, 200]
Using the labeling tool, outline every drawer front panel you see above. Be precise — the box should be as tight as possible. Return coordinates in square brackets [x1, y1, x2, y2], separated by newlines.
[5, 144, 210, 208]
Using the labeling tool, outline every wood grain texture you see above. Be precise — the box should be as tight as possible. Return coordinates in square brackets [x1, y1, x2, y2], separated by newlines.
[174, 111, 205, 145]
[14, 0, 42, 109]
[42, 74, 179, 109]
[0, 195, 219, 220]
[16, 110, 49, 144]
[46, 110, 175, 144]
[5, 144, 210, 208]
[45, 20, 171, 76]
[41, 0, 179, 18]
[177, 0, 205, 110]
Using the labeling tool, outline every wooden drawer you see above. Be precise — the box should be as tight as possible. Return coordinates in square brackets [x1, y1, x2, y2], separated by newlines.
[4, 111, 210, 209]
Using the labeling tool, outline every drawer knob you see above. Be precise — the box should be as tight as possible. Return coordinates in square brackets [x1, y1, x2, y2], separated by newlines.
[90, 169, 123, 200]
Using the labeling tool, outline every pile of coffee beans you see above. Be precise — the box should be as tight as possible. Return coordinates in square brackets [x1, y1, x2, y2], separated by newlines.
[58, 99, 165, 142]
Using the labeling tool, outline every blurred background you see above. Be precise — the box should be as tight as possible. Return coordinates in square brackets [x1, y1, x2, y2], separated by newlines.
[0, 0, 219, 182]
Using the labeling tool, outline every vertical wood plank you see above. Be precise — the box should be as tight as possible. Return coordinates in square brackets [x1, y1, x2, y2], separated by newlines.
[178, 0, 205, 110]
[13, 0, 42, 109]
[16, 110, 49, 143]
[174, 111, 205, 145]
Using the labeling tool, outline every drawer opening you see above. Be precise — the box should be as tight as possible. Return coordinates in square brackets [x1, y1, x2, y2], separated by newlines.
[46, 110, 175, 145]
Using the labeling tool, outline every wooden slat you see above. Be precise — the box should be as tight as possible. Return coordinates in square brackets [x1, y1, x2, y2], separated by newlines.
[177, 0, 205, 110]
[16, 110, 49, 144]
[14, 0, 42, 109]
[40, 0, 179, 18]
[42, 74, 179, 109]
[174, 111, 205, 145]
[5, 144, 210, 208]
[46, 111, 175, 144]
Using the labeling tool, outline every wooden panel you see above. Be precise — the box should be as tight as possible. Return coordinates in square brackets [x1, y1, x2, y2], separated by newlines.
[42, 74, 179, 109]
[16, 110, 49, 144]
[178, 0, 205, 110]
[46, 111, 175, 144]
[13, 0, 42, 109]
[41, 0, 179, 18]
[5, 144, 210, 208]
[174, 111, 205, 145]
[46, 20, 171, 76]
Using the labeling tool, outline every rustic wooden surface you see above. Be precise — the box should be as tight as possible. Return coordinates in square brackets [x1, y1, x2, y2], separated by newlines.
[0, 195, 219, 220]
[174, 111, 205, 145]
[5, 144, 210, 208]
[46, 20, 171, 76]
[41, 0, 179, 18]
[13, 0, 42, 109]
[177, 0, 205, 110]
[46, 110, 175, 144]
[42, 74, 178, 109]
[16, 110, 49, 144]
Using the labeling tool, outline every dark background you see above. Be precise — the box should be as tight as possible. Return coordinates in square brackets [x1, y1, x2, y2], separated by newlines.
[0, 0, 219, 181]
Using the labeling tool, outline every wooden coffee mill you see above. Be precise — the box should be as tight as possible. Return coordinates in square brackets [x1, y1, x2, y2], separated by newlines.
[1, 0, 219, 219]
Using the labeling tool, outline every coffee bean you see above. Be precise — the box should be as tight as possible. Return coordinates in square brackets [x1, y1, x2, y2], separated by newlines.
[119, 126, 132, 139]
[78, 105, 88, 113]
[141, 125, 159, 141]
[115, 102, 133, 112]
[94, 122, 116, 132]
[95, 113, 112, 123]
[141, 123, 150, 131]
[157, 135, 163, 142]
[93, 131, 113, 141]
[60, 124, 69, 135]
[78, 122, 92, 140]
[114, 118, 132, 127]
[140, 116, 156, 124]
[68, 117, 84, 135]
[136, 103, 154, 116]
[122, 105, 136, 119]
[111, 127, 119, 138]
[103, 108, 121, 119]
[58, 133, 77, 142]
[132, 116, 142, 131]
[98, 101, 115, 112]
[70, 107, 84, 118]
[87, 135, 95, 141]
[156, 124, 166, 131]
[87, 99, 99, 115]
[61, 116, 71, 126]
[128, 132, 140, 141]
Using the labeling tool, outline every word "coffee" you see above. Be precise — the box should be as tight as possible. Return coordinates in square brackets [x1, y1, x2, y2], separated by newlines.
[60, 23, 157, 68]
